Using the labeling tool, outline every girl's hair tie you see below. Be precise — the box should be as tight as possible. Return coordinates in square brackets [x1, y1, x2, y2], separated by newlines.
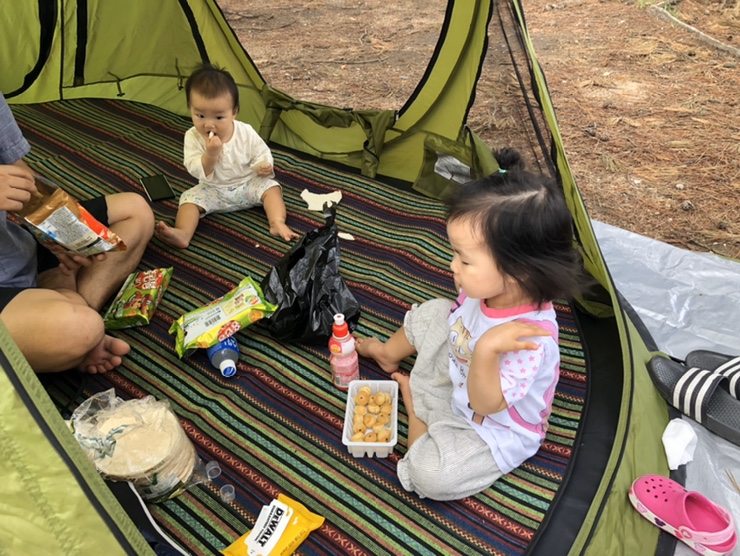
[498, 168, 507, 174]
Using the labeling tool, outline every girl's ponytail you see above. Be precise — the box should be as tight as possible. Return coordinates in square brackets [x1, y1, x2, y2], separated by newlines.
[494, 148, 525, 173]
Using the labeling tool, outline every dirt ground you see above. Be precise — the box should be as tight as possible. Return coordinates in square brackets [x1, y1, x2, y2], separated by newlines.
[217, 0, 740, 259]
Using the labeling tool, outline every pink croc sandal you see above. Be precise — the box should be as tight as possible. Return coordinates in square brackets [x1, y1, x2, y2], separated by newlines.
[629, 475, 737, 555]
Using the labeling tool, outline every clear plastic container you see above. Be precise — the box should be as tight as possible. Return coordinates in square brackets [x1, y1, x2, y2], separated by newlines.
[205, 461, 222, 479]
[342, 380, 398, 458]
[220, 484, 235, 502]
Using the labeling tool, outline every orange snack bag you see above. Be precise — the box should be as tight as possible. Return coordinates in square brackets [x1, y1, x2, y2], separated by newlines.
[221, 494, 325, 556]
[14, 175, 126, 256]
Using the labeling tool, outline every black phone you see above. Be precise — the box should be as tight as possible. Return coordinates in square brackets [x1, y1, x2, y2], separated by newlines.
[140, 174, 175, 202]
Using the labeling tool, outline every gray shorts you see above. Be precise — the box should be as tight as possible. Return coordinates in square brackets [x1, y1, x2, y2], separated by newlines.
[397, 298, 503, 500]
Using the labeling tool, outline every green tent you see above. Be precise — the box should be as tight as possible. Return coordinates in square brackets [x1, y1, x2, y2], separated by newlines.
[0, 1, 671, 554]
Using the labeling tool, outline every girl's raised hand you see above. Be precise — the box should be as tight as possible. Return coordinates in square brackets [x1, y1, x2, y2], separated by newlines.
[477, 320, 551, 356]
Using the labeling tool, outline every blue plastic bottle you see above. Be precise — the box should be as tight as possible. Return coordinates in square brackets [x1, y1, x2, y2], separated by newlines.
[207, 337, 239, 378]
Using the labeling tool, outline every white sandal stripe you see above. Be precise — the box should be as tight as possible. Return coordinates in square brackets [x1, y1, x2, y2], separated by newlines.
[713, 356, 740, 376]
[693, 373, 720, 425]
[673, 368, 724, 424]
[673, 368, 699, 413]
[730, 374, 740, 398]
[713, 358, 740, 397]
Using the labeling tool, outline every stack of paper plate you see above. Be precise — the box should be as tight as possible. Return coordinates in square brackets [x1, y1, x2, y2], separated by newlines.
[75, 394, 196, 502]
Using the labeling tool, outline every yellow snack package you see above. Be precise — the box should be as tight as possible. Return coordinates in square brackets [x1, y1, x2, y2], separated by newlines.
[169, 276, 276, 358]
[221, 494, 325, 556]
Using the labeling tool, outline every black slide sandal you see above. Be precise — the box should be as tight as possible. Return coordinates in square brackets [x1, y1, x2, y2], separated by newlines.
[648, 355, 740, 447]
[685, 350, 740, 399]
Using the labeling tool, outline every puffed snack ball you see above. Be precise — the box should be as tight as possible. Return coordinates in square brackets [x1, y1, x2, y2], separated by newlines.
[350, 386, 394, 443]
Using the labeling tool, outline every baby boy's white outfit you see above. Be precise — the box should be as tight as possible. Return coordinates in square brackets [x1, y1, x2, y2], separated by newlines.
[180, 120, 280, 215]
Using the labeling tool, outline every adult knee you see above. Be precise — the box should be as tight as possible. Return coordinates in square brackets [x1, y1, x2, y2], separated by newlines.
[110, 192, 155, 244]
[3, 291, 105, 372]
[57, 302, 106, 354]
[126, 193, 155, 240]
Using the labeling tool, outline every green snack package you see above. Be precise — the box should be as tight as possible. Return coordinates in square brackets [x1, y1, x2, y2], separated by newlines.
[104, 267, 173, 330]
[169, 275, 276, 358]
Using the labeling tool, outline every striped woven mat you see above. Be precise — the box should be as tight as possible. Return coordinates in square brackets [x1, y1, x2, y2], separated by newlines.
[14, 99, 586, 556]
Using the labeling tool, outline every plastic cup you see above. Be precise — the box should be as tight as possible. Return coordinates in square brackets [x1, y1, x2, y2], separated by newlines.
[220, 484, 235, 503]
[205, 461, 222, 479]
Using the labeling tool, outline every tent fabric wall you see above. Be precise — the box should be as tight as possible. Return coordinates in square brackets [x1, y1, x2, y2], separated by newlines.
[2, 0, 498, 190]
[0, 322, 155, 555]
[503, 2, 674, 551]
[0, 0, 672, 554]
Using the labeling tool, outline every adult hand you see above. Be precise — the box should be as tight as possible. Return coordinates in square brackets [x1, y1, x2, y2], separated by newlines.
[49, 247, 107, 276]
[0, 164, 36, 211]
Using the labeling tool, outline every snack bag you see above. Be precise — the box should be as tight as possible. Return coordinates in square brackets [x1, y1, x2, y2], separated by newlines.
[221, 494, 325, 556]
[169, 276, 276, 358]
[14, 175, 127, 256]
[104, 267, 173, 330]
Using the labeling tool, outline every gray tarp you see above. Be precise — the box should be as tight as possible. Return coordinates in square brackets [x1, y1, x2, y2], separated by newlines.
[593, 220, 740, 555]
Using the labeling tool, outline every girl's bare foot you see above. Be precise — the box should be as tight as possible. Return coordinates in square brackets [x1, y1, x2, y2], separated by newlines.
[154, 221, 191, 249]
[392, 371, 427, 447]
[355, 337, 400, 374]
[79, 335, 130, 374]
[269, 222, 300, 241]
[392, 371, 413, 414]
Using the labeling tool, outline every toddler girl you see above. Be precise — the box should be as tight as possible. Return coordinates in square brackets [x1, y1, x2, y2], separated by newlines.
[356, 148, 582, 500]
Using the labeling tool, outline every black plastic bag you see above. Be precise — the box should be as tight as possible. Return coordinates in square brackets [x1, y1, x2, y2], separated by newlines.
[260, 203, 360, 343]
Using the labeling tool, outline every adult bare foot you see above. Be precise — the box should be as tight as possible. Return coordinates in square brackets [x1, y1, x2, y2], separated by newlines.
[154, 221, 190, 249]
[269, 222, 300, 241]
[355, 337, 400, 374]
[79, 335, 130, 374]
[37, 264, 78, 292]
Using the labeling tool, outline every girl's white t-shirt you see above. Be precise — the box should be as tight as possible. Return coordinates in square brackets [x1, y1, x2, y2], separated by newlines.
[447, 293, 560, 474]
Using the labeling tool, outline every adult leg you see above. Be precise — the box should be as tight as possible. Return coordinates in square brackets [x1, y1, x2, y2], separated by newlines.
[78, 192, 154, 309]
[0, 289, 129, 373]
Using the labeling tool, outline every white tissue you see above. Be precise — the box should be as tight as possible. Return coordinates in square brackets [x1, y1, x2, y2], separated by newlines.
[662, 418, 698, 470]
[300, 189, 342, 211]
